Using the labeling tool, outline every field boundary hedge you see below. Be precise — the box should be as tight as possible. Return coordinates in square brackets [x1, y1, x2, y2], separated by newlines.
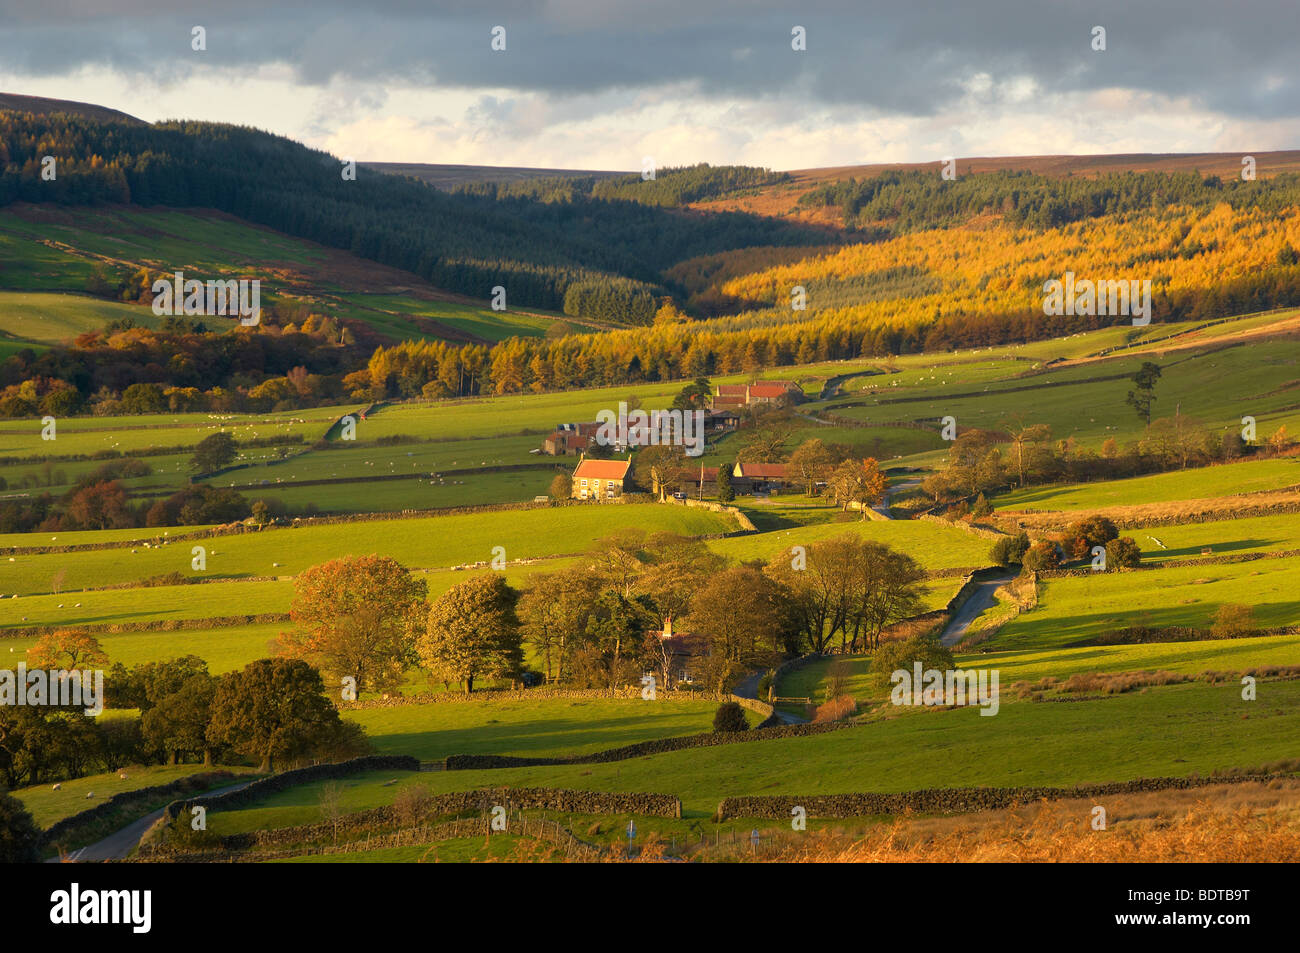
[3, 612, 290, 639]
[343, 686, 716, 709]
[1039, 546, 1300, 578]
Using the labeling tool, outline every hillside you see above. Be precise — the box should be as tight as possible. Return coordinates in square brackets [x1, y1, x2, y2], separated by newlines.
[695, 150, 1300, 220]
[0, 92, 142, 125]
[364, 161, 627, 190]
[0, 203, 588, 349]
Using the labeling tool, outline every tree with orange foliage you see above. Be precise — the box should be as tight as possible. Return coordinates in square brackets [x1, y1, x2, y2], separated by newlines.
[280, 554, 427, 696]
[828, 457, 887, 519]
[26, 630, 107, 670]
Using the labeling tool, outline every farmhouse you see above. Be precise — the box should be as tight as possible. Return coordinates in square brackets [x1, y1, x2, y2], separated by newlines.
[541, 421, 602, 456]
[572, 456, 631, 501]
[542, 431, 588, 455]
[732, 462, 794, 494]
[710, 381, 802, 411]
[653, 616, 710, 686]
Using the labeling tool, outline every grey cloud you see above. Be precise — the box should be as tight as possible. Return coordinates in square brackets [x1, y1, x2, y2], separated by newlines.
[0, 1, 1296, 120]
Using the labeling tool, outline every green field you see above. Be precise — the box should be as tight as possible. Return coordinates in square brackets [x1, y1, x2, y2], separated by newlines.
[204, 678, 1300, 827]
[0, 205, 575, 346]
[348, 698, 747, 762]
[820, 334, 1300, 453]
[994, 458, 1300, 512]
[0, 291, 162, 344]
[0, 407, 340, 459]
[1, 503, 735, 597]
[6, 287, 1300, 862]
[13, 760, 258, 829]
[990, 555, 1300, 650]
[1134, 513, 1300, 562]
[777, 635, 1300, 708]
[708, 516, 990, 570]
[333, 292, 565, 342]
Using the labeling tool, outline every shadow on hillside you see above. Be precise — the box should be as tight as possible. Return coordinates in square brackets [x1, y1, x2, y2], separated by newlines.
[1143, 537, 1277, 560]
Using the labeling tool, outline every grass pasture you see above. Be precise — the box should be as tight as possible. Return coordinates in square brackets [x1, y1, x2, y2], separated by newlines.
[989, 555, 1300, 651]
[0, 291, 161, 344]
[821, 335, 1300, 453]
[994, 458, 1300, 513]
[205, 678, 1300, 826]
[0, 503, 736, 597]
[348, 697, 747, 762]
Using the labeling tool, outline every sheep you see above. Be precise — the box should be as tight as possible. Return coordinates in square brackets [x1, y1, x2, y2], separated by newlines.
[52, 783, 60, 790]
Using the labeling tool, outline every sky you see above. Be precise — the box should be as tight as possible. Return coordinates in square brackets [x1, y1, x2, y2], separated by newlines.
[1, 0, 1298, 171]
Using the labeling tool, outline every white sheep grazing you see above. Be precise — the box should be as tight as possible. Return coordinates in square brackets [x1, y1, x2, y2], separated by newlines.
[118, 772, 128, 780]
[85, 792, 95, 799]
[52, 783, 61, 790]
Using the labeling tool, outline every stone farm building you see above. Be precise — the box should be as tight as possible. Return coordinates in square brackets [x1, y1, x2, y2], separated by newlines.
[682, 464, 720, 497]
[732, 462, 795, 494]
[572, 456, 631, 501]
[653, 617, 710, 686]
[709, 381, 802, 411]
[542, 421, 602, 456]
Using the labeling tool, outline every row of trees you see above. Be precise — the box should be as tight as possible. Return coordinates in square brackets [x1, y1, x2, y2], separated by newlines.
[0, 631, 363, 788]
[0, 321, 356, 418]
[0, 476, 266, 534]
[278, 532, 926, 698]
[921, 415, 1290, 507]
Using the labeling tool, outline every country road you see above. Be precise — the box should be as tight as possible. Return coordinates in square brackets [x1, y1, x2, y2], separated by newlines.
[733, 669, 806, 725]
[874, 476, 922, 519]
[49, 779, 255, 863]
[939, 571, 1017, 647]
